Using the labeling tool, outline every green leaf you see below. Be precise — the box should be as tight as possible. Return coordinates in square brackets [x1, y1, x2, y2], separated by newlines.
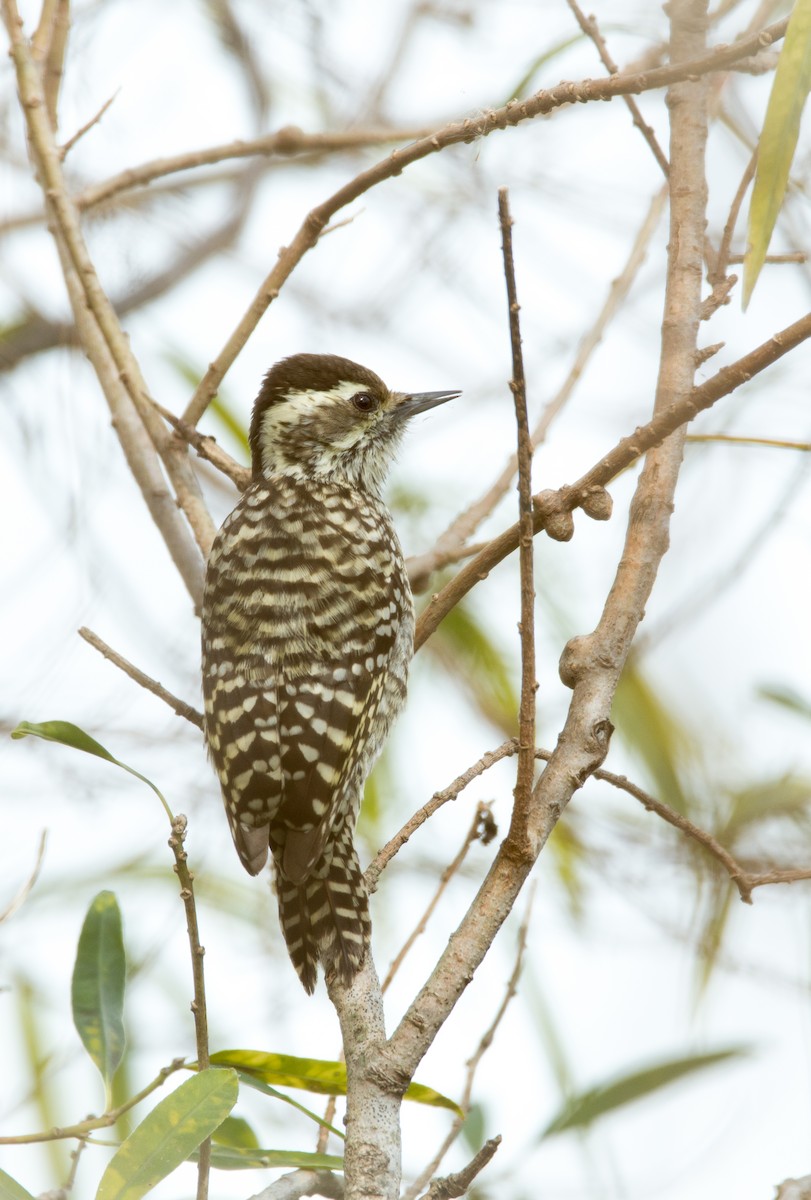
[541, 1047, 748, 1138]
[212, 1115, 260, 1149]
[208, 1049, 462, 1117]
[613, 661, 693, 816]
[759, 683, 811, 723]
[426, 601, 518, 736]
[11, 721, 172, 821]
[96, 1068, 238, 1200]
[236, 1072, 345, 1140]
[0, 1167, 37, 1200]
[744, 0, 811, 306]
[203, 1144, 343, 1171]
[72, 891, 126, 1096]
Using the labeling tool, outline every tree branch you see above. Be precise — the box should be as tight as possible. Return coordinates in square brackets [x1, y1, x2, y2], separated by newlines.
[181, 16, 788, 425]
[497, 187, 537, 855]
[78, 627, 204, 729]
[414, 310, 811, 651]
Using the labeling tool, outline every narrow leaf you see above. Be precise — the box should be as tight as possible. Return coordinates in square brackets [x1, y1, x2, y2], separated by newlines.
[208, 1049, 462, 1116]
[71, 891, 126, 1095]
[96, 1068, 238, 1200]
[11, 720, 172, 820]
[0, 1168, 37, 1200]
[541, 1047, 748, 1138]
[202, 1144, 343, 1171]
[236, 1072, 345, 1140]
[744, 0, 811, 306]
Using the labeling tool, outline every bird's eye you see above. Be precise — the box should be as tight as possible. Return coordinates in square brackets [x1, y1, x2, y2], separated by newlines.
[352, 392, 379, 413]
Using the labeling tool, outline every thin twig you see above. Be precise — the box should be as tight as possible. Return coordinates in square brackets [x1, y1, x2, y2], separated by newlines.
[62, 1134, 89, 1197]
[687, 433, 811, 451]
[381, 803, 492, 994]
[153, 402, 251, 491]
[414, 310, 811, 651]
[168, 815, 210, 1199]
[408, 184, 668, 592]
[416, 1137, 502, 1200]
[181, 16, 790, 426]
[498, 188, 537, 854]
[60, 90, 119, 158]
[0, 1059, 186, 1144]
[365, 741, 517, 891]
[405, 889, 532, 1199]
[78, 627, 204, 729]
[711, 148, 757, 284]
[0, 830, 47, 923]
[566, 0, 670, 175]
[76, 126, 437, 213]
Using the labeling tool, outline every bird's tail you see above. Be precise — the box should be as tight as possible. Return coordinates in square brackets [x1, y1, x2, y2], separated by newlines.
[274, 816, 370, 994]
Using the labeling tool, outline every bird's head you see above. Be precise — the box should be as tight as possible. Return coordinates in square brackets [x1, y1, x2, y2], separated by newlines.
[249, 353, 460, 493]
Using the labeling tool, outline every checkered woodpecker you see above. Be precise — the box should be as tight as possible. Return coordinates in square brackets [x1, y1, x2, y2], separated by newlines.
[201, 354, 459, 991]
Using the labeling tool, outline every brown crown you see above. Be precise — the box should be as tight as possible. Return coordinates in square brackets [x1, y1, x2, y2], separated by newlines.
[249, 354, 388, 474]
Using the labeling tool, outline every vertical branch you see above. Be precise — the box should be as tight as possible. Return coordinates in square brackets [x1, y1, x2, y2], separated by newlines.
[168, 815, 211, 1200]
[327, 961, 401, 1200]
[1, 0, 212, 606]
[497, 189, 537, 851]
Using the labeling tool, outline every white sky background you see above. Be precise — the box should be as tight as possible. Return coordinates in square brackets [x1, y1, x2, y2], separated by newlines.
[2, 0, 811, 1197]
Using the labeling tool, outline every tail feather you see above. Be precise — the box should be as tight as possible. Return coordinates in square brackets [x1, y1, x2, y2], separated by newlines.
[274, 817, 370, 993]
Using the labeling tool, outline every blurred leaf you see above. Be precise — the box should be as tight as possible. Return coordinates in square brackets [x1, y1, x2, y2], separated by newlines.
[460, 1103, 486, 1154]
[613, 662, 693, 815]
[0, 1167, 36, 1200]
[11, 720, 172, 821]
[426, 601, 518, 736]
[164, 350, 249, 458]
[744, 0, 811, 306]
[546, 817, 587, 919]
[212, 1114, 260, 1150]
[760, 683, 811, 722]
[541, 1046, 748, 1138]
[523, 960, 575, 1100]
[502, 33, 587, 102]
[695, 884, 735, 998]
[719, 775, 811, 843]
[72, 891, 126, 1098]
[209, 394, 250, 459]
[236, 1072, 345, 1140]
[208, 1049, 462, 1116]
[202, 1144, 343, 1171]
[15, 977, 66, 1180]
[96, 1068, 238, 1200]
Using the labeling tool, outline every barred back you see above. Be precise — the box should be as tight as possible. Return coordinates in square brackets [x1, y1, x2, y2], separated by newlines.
[201, 477, 413, 991]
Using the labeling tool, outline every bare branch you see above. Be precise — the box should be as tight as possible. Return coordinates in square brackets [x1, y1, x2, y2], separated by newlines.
[0, 830, 47, 923]
[59, 90, 118, 158]
[416, 1137, 502, 1200]
[78, 627, 204, 730]
[414, 310, 811, 651]
[182, 16, 789, 425]
[566, 0, 669, 175]
[168, 815, 211, 1198]
[408, 185, 668, 591]
[2, 0, 210, 603]
[405, 892, 531, 1198]
[365, 741, 517, 891]
[381, 804, 491, 994]
[248, 1170, 345, 1200]
[498, 187, 537, 855]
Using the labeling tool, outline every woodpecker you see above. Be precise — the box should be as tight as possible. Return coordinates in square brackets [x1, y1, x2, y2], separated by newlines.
[201, 353, 459, 992]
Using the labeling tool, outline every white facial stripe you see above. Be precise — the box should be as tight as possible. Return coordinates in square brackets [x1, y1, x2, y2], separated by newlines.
[285, 380, 370, 405]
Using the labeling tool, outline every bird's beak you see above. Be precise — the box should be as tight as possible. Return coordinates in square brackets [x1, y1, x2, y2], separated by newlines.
[394, 389, 461, 421]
